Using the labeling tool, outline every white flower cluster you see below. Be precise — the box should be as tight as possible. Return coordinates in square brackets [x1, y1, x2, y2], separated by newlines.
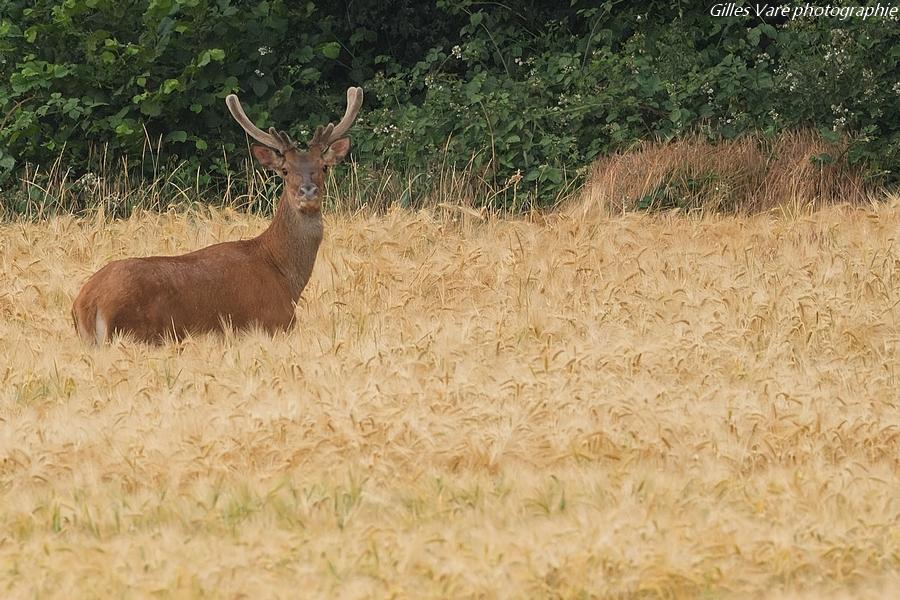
[859, 68, 878, 99]
[831, 103, 850, 131]
[785, 71, 799, 93]
[424, 75, 445, 91]
[823, 29, 852, 75]
[893, 82, 900, 95]
[451, 45, 462, 59]
[372, 124, 399, 138]
[822, 48, 850, 71]
[75, 172, 101, 192]
[775, 64, 800, 92]
[258, 46, 272, 56]
[556, 92, 583, 107]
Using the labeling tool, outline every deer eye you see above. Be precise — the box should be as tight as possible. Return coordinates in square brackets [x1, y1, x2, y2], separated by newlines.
[281, 169, 288, 175]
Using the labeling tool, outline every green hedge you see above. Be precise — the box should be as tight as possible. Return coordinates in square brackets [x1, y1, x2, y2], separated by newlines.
[1, 0, 897, 209]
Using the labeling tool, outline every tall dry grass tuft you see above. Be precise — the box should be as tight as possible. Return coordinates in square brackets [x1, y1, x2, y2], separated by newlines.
[572, 129, 876, 217]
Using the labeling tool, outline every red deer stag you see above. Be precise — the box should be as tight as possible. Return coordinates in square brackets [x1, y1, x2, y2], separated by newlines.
[72, 87, 363, 344]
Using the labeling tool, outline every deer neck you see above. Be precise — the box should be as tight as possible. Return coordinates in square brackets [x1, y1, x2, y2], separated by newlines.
[257, 195, 323, 301]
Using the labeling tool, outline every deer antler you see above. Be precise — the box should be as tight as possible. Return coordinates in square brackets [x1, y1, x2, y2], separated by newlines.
[226, 94, 295, 153]
[310, 87, 364, 147]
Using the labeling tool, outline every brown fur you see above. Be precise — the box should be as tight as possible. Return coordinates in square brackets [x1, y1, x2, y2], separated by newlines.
[72, 140, 351, 344]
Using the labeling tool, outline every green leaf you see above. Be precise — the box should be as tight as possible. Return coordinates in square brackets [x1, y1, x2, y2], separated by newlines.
[298, 67, 320, 83]
[321, 42, 340, 59]
[166, 130, 187, 143]
[140, 100, 162, 117]
[818, 127, 841, 144]
[222, 76, 239, 93]
[810, 153, 834, 167]
[748, 27, 761, 46]
[542, 167, 562, 184]
[252, 79, 268, 96]
[197, 48, 225, 67]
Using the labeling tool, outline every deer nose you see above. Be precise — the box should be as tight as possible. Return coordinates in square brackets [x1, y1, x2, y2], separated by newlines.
[300, 183, 318, 198]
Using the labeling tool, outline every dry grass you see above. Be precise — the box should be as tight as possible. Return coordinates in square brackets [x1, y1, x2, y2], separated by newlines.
[576, 130, 875, 216]
[1, 195, 899, 598]
[2, 141, 557, 220]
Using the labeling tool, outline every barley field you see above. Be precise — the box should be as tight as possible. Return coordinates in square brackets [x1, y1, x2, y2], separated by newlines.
[1, 198, 899, 598]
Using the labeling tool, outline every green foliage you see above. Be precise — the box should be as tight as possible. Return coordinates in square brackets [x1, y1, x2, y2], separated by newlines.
[0, 0, 364, 186]
[1, 0, 897, 211]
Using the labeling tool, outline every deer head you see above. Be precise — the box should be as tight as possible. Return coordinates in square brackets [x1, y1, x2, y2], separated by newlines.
[225, 87, 363, 213]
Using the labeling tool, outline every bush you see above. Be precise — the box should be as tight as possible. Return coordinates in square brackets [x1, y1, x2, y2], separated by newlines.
[1, 1, 897, 212]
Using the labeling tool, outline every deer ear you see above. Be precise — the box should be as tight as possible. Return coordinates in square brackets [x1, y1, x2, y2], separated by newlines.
[323, 137, 351, 166]
[251, 145, 283, 170]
